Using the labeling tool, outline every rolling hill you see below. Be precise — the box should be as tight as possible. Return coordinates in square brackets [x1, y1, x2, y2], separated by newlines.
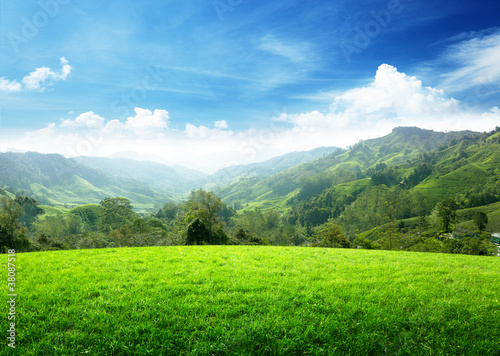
[207, 146, 340, 184]
[72, 156, 208, 193]
[0, 152, 174, 211]
[0, 146, 345, 212]
[213, 127, 487, 208]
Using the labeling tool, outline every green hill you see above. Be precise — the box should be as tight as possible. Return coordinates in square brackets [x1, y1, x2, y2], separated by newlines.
[206, 127, 500, 243]
[215, 127, 486, 208]
[0, 152, 176, 212]
[208, 146, 340, 184]
[11, 246, 500, 355]
[73, 156, 208, 193]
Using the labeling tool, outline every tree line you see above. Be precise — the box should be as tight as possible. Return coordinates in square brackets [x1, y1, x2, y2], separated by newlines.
[0, 187, 497, 256]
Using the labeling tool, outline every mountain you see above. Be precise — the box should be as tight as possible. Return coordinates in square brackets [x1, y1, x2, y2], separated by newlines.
[0, 146, 342, 211]
[215, 126, 500, 238]
[208, 146, 340, 184]
[213, 127, 491, 210]
[0, 152, 174, 211]
[72, 157, 208, 193]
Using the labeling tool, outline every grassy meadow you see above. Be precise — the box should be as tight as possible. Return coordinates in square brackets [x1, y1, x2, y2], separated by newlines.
[4, 246, 500, 355]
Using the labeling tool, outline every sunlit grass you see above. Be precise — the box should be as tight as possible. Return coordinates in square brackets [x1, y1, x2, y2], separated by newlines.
[5, 246, 500, 355]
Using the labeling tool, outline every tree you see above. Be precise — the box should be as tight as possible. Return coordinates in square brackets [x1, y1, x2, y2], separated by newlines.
[186, 218, 211, 245]
[435, 199, 458, 232]
[97, 197, 137, 233]
[34, 215, 83, 240]
[0, 197, 31, 252]
[155, 202, 179, 221]
[353, 235, 373, 249]
[69, 204, 102, 231]
[14, 196, 43, 229]
[473, 211, 488, 232]
[184, 189, 226, 235]
[313, 222, 351, 248]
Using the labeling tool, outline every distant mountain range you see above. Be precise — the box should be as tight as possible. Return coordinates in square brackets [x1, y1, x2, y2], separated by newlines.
[0, 145, 340, 211]
[211, 126, 499, 210]
[2, 126, 498, 220]
[3, 125, 499, 242]
[206, 146, 340, 185]
[72, 156, 208, 193]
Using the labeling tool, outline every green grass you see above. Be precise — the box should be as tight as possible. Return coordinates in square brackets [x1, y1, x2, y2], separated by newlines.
[5, 246, 500, 355]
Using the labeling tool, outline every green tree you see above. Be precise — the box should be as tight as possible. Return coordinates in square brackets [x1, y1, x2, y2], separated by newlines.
[186, 218, 211, 245]
[97, 197, 137, 233]
[14, 196, 44, 229]
[313, 222, 351, 248]
[69, 204, 102, 231]
[435, 199, 458, 232]
[353, 235, 373, 249]
[0, 197, 31, 251]
[34, 215, 83, 240]
[184, 189, 226, 235]
[473, 211, 488, 232]
[155, 202, 180, 221]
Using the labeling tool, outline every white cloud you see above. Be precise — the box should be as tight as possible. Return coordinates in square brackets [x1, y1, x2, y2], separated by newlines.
[61, 111, 105, 129]
[0, 77, 22, 92]
[185, 123, 211, 138]
[0, 57, 73, 92]
[279, 64, 498, 148]
[214, 120, 228, 129]
[3, 65, 499, 173]
[332, 64, 460, 118]
[438, 28, 500, 92]
[120, 108, 169, 134]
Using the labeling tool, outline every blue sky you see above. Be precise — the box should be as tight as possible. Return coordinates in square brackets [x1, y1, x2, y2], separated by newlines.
[1, 0, 500, 172]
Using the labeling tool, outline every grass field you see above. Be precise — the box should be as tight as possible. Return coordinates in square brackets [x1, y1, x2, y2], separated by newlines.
[4, 246, 500, 355]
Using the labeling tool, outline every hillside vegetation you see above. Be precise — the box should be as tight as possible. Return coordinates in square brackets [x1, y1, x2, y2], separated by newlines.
[1, 127, 499, 257]
[9, 246, 500, 355]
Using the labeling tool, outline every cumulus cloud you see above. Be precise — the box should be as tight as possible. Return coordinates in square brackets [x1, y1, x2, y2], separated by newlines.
[215, 120, 228, 129]
[0, 78, 22, 92]
[61, 111, 105, 129]
[116, 108, 169, 134]
[279, 64, 498, 148]
[0, 57, 72, 92]
[3, 65, 499, 173]
[185, 120, 232, 139]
